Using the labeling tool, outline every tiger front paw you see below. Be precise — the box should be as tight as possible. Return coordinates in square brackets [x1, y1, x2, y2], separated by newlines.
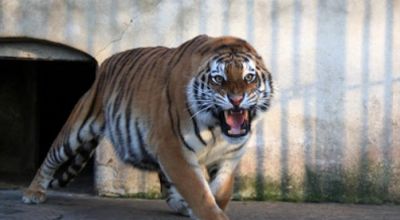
[166, 196, 192, 217]
[22, 189, 47, 204]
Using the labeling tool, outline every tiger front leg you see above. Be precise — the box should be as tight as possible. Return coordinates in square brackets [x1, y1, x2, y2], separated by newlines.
[158, 141, 229, 220]
[209, 159, 240, 210]
[159, 172, 191, 216]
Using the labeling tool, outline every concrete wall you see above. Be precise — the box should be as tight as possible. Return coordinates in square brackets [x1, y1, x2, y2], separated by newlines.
[1, 0, 399, 203]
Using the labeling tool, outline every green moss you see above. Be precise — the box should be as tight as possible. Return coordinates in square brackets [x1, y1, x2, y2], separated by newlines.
[122, 191, 162, 200]
[100, 189, 162, 200]
[233, 175, 303, 202]
[99, 160, 400, 204]
[232, 161, 400, 204]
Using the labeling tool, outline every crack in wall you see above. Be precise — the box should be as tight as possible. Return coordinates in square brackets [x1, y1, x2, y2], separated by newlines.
[94, 19, 133, 57]
[94, 0, 162, 57]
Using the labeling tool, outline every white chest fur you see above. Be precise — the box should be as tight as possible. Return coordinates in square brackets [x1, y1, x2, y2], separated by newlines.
[183, 125, 248, 167]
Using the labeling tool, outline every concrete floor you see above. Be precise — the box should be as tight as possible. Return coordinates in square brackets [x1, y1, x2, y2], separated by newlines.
[1, 189, 399, 220]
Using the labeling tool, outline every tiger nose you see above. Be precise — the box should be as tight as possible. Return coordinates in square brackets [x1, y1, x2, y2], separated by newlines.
[228, 94, 244, 106]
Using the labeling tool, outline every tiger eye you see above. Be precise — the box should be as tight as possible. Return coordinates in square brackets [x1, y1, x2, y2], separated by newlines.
[212, 75, 224, 84]
[244, 74, 256, 83]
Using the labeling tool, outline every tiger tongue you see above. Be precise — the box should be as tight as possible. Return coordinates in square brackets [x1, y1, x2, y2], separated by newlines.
[224, 111, 246, 134]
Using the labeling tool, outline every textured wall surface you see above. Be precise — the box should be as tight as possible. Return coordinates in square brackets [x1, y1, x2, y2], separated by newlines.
[1, 0, 399, 203]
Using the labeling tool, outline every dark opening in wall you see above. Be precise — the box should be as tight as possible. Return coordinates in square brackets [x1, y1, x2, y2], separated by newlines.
[0, 58, 96, 190]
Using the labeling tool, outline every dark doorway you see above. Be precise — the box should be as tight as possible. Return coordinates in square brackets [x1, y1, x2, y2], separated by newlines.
[0, 58, 96, 190]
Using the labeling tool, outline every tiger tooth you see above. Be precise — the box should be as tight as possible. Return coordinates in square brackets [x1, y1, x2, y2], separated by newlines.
[227, 129, 246, 135]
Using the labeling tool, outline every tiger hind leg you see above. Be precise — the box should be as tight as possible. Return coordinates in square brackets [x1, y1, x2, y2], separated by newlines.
[22, 91, 104, 204]
[22, 141, 98, 204]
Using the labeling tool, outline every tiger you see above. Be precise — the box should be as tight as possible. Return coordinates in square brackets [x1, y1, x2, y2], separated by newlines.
[22, 35, 273, 220]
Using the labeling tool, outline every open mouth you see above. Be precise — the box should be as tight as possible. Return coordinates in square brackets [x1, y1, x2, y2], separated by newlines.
[219, 108, 251, 137]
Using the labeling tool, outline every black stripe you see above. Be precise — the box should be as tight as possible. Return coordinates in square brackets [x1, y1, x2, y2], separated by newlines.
[211, 111, 219, 119]
[148, 48, 171, 90]
[268, 75, 274, 94]
[115, 114, 124, 149]
[200, 45, 212, 56]
[70, 163, 82, 172]
[107, 49, 146, 109]
[125, 110, 136, 160]
[48, 149, 57, 163]
[259, 105, 268, 111]
[108, 52, 131, 82]
[77, 148, 91, 161]
[57, 141, 98, 188]
[200, 79, 205, 91]
[132, 49, 166, 93]
[89, 123, 96, 137]
[63, 141, 74, 157]
[77, 132, 83, 145]
[135, 120, 147, 156]
[118, 50, 152, 92]
[70, 142, 97, 174]
[208, 126, 216, 144]
[118, 49, 137, 71]
[126, 49, 148, 74]
[74, 105, 88, 140]
[112, 91, 123, 119]
[104, 55, 127, 98]
[111, 49, 136, 118]
[46, 151, 58, 168]
[49, 179, 56, 188]
[111, 51, 137, 119]
[106, 105, 118, 147]
[216, 56, 226, 63]
[175, 111, 195, 153]
[185, 35, 208, 55]
[123, 49, 143, 162]
[200, 74, 206, 83]
[214, 44, 247, 55]
[135, 120, 158, 167]
[77, 87, 100, 141]
[122, 49, 152, 114]
[226, 144, 245, 154]
[261, 72, 266, 83]
[166, 82, 178, 137]
[110, 51, 133, 89]
[166, 82, 195, 153]
[135, 121, 145, 147]
[106, 49, 143, 105]
[186, 103, 207, 146]
[193, 80, 199, 98]
[135, 48, 165, 82]
[53, 148, 63, 164]
[159, 172, 173, 189]
[167, 38, 199, 71]
[158, 47, 170, 58]
[103, 57, 115, 82]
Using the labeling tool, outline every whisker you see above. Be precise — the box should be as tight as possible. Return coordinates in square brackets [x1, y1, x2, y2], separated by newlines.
[190, 106, 213, 119]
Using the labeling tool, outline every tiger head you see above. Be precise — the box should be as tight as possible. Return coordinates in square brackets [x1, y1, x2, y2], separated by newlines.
[187, 40, 273, 143]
